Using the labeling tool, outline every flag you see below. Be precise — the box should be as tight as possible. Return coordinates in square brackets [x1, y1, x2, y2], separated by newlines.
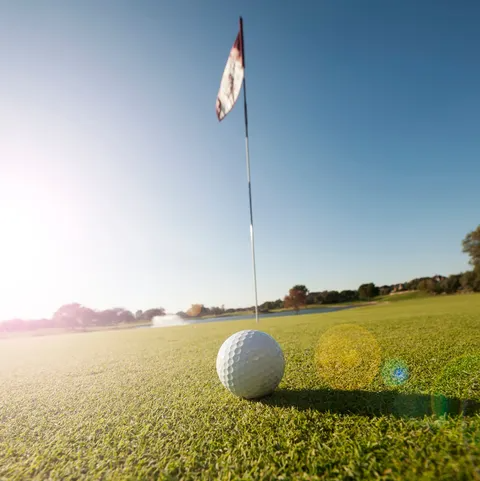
[216, 29, 244, 121]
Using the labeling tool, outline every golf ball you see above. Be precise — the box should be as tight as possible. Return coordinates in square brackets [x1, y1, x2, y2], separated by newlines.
[216, 330, 285, 399]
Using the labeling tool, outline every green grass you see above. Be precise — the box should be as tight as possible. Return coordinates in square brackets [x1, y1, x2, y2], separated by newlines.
[1, 295, 480, 480]
[375, 290, 433, 303]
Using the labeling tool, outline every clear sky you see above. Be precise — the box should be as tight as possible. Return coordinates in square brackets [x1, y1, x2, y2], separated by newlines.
[1, 0, 479, 319]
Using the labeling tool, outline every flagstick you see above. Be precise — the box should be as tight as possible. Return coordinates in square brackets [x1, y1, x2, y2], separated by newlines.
[239, 17, 259, 324]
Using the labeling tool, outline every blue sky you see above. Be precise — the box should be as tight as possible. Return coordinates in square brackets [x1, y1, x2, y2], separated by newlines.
[1, 0, 479, 319]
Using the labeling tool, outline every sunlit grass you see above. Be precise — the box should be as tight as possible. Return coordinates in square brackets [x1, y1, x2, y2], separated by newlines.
[315, 324, 382, 390]
[1, 295, 480, 479]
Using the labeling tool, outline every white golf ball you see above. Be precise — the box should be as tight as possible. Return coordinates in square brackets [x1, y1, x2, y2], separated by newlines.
[216, 330, 285, 399]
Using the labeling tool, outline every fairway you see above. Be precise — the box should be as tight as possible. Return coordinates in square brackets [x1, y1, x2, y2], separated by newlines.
[1, 296, 480, 480]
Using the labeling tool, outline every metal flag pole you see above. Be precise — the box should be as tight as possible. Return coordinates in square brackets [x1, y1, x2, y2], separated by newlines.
[239, 16, 259, 324]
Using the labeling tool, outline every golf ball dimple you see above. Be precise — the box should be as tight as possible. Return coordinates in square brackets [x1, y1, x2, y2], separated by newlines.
[216, 330, 285, 399]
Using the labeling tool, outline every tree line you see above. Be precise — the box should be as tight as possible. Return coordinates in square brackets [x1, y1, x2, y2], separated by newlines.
[0, 304, 166, 333]
[178, 225, 480, 317]
[2, 225, 480, 333]
[271, 225, 480, 312]
[270, 225, 480, 312]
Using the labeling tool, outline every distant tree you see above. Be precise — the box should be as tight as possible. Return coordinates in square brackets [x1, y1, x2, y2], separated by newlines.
[322, 290, 341, 304]
[306, 292, 319, 305]
[391, 283, 406, 293]
[410, 277, 431, 291]
[41, 318, 55, 329]
[3, 318, 26, 332]
[28, 318, 53, 330]
[22, 320, 38, 331]
[440, 275, 461, 294]
[259, 301, 274, 312]
[53, 303, 95, 330]
[417, 279, 436, 293]
[284, 286, 308, 314]
[320, 292, 331, 304]
[273, 299, 284, 309]
[404, 279, 417, 291]
[433, 281, 445, 295]
[379, 285, 392, 296]
[135, 310, 143, 320]
[460, 271, 480, 292]
[307, 290, 346, 304]
[314, 292, 326, 304]
[186, 304, 205, 318]
[53, 303, 76, 329]
[292, 285, 309, 296]
[141, 308, 166, 321]
[0, 318, 55, 332]
[111, 308, 135, 324]
[209, 306, 225, 316]
[212, 306, 224, 316]
[462, 225, 480, 269]
[339, 290, 359, 302]
[358, 283, 379, 300]
[96, 309, 119, 326]
[78, 307, 95, 328]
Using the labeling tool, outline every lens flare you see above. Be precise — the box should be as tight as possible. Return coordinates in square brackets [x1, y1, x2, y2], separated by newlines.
[315, 324, 381, 390]
[381, 359, 409, 387]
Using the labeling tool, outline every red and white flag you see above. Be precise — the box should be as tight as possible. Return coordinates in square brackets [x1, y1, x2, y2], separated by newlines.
[216, 29, 244, 121]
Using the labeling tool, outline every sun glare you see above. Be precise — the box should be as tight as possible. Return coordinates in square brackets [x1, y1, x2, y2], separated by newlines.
[0, 181, 70, 320]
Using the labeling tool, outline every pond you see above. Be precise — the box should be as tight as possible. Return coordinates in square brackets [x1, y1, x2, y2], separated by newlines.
[140, 305, 357, 328]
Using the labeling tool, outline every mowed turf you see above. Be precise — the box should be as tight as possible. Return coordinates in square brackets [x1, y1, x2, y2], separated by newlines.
[1, 296, 480, 480]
